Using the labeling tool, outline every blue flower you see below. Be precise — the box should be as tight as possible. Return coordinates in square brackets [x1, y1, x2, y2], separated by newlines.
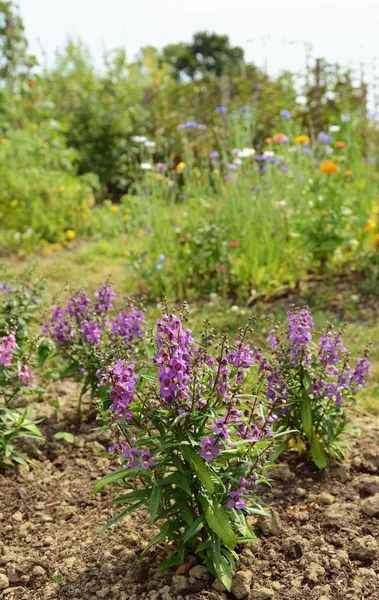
[318, 132, 333, 143]
[239, 106, 249, 112]
[210, 150, 219, 158]
[280, 110, 291, 120]
[159, 254, 166, 262]
[156, 264, 163, 270]
[280, 165, 288, 172]
[215, 106, 226, 113]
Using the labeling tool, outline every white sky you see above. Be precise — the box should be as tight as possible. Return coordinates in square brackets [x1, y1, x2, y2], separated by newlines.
[18, 0, 379, 79]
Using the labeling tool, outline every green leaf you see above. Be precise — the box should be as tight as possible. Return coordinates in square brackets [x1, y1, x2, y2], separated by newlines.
[204, 502, 236, 550]
[112, 489, 150, 504]
[270, 438, 289, 462]
[158, 472, 191, 495]
[94, 469, 127, 494]
[183, 514, 205, 543]
[150, 486, 162, 523]
[100, 502, 143, 533]
[310, 429, 327, 470]
[301, 393, 312, 437]
[53, 432, 74, 444]
[182, 446, 214, 494]
[211, 534, 233, 592]
[311, 430, 328, 470]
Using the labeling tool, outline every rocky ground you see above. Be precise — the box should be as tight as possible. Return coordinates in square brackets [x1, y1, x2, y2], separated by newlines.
[0, 381, 379, 600]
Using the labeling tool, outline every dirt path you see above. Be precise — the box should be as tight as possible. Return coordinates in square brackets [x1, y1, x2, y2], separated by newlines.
[1, 383, 379, 600]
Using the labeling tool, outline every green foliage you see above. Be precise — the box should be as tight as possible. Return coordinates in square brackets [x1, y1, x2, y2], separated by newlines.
[161, 31, 244, 80]
[0, 405, 44, 469]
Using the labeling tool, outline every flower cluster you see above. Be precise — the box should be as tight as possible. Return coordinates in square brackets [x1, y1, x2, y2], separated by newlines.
[0, 332, 18, 367]
[43, 285, 146, 408]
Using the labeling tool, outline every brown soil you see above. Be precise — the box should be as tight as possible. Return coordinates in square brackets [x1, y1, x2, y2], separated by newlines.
[1, 383, 379, 600]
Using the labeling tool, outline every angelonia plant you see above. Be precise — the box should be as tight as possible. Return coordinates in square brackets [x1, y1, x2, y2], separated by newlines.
[265, 308, 371, 468]
[0, 331, 45, 469]
[43, 284, 146, 412]
[95, 304, 371, 587]
[95, 307, 287, 591]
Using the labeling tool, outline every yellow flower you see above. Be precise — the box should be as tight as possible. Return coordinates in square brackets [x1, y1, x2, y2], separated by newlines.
[319, 161, 338, 174]
[213, 169, 220, 176]
[294, 135, 310, 144]
[123, 214, 131, 221]
[66, 230, 76, 240]
[364, 218, 376, 232]
[326, 224, 332, 232]
[10, 199, 19, 207]
[371, 233, 379, 249]
[176, 161, 186, 174]
[57, 185, 66, 193]
[110, 205, 118, 212]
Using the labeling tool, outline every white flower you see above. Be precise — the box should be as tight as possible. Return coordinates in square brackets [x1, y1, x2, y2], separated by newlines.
[325, 146, 334, 154]
[132, 135, 147, 142]
[144, 141, 156, 148]
[141, 163, 152, 170]
[288, 146, 297, 153]
[233, 158, 242, 165]
[263, 151, 275, 158]
[238, 148, 255, 158]
[329, 125, 340, 132]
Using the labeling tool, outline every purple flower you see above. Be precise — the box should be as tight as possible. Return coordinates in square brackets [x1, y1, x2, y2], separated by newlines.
[240, 106, 249, 112]
[156, 162, 167, 172]
[318, 331, 346, 367]
[66, 291, 91, 318]
[0, 332, 18, 366]
[210, 150, 219, 159]
[318, 132, 333, 143]
[285, 308, 314, 366]
[185, 121, 197, 128]
[81, 320, 101, 344]
[16, 364, 32, 386]
[280, 110, 291, 120]
[199, 437, 220, 462]
[216, 106, 226, 113]
[280, 165, 288, 172]
[111, 304, 145, 348]
[102, 360, 139, 420]
[95, 284, 116, 315]
[197, 124, 207, 130]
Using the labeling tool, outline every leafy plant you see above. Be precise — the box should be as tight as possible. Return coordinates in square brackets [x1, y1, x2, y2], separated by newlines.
[265, 308, 371, 468]
[95, 309, 286, 590]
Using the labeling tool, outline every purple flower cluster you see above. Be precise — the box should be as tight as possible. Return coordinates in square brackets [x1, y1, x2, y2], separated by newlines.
[319, 132, 333, 143]
[0, 332, 18, 367]
[154, 314, 195, 404]
[109, 439, 155, 470]
[0, 282, 15, 295]
[95, 284, 116, 315]
[285, 308, 314, 366]
[227, 476, 257, 509]
[111, 304, 145, 348]
[16, 364, 32, 386]
[81, 319, 101, 344]
[100, 359, 138, 420]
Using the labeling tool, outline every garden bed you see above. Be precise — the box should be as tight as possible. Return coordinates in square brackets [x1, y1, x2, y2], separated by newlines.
[0, 381, 378, 600]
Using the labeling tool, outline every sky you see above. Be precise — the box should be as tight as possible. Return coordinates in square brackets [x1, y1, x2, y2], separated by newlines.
[18, 0, 379, 81]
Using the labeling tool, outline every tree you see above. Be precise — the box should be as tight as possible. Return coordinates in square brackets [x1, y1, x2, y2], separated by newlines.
[161, 31, 244, 80]
[0, 1, 33, 87]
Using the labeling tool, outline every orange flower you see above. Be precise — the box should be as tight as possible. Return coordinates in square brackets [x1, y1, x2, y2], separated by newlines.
[335, 141, 346, 148]
[343, 170, 353, 177]
[294, 135, 310, 144]
[178, 236, 186, 243]
[319, 160, 338, 174]
[371, 233, 379, 249]
[273, 133, 287, 143]
[230, 240, 240, 247]
[265, 137, 273, 143]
